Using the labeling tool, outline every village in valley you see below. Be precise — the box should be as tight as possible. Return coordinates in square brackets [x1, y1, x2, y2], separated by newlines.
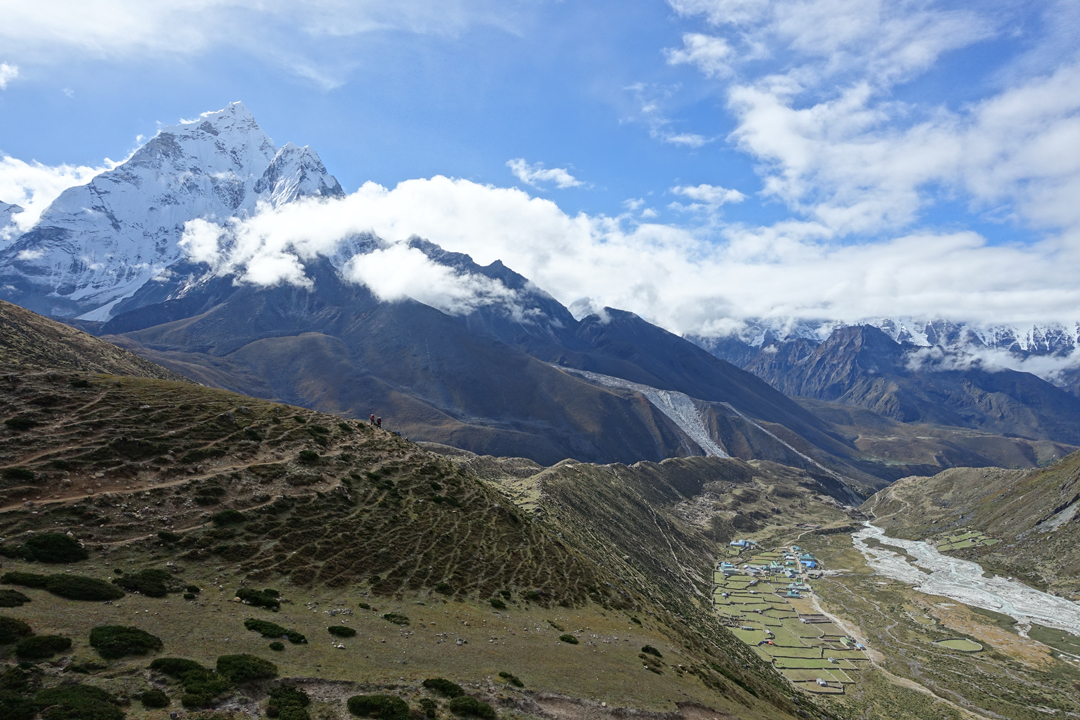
[712, 540, 869, 695]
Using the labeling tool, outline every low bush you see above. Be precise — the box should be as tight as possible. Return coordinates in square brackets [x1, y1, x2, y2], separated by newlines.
[34, 685, 123, 720]
[447, 696, 496, 720]
[4, 416, 37, 431]
[237, 587, 280, 609]
[523, 591, 542, 602]
[497, 672, 523, 688]
[422, 679, 464, 698]
[157, 530, 181, 543]
[150, 658, 233, 708]
[183, 593, 197, 600]
[298, 450, 320, 465]
[185, 585, 201, 593]
[17, 533, 88, 563]
[0, 690, 36, 720]
[1, 571, 48, 588]
[419, 698, 439, 718]
[244, 618, 306, 644]
[112, 568, 175, 597]
[212, 509, 246, 526]
[358, 601, 371, 609]
[70, 378, 91, 388]
[0, 616, 33, 643]
[216, 653, 278, 683]
[558, 634, 579, 645]
[347, 694, 409, 720]
[15, 634, 71, 659]
[489, 598, 506, 610]
[328, 625, 357, 638]
[89, 625, 164, 659]
[269, 641, 285, 651]
[498, 590, 511, 599]
[269, 685, 311, 720]
[1, 467, 35, 482]
[382, 613, 409, 626]
[5, 572, 126, 601]
[34, 685, 122, 720]
[0, 589, 30, 607]
[640, 645, 663, 658]
[435, 583, 452, 595]
[139, 689, 170, 708]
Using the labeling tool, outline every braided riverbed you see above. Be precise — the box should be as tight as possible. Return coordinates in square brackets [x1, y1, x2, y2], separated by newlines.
[853, 522, 1080, 638]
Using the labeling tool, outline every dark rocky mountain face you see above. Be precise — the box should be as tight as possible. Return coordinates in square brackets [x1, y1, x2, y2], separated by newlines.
[700, 324, 1080, 446]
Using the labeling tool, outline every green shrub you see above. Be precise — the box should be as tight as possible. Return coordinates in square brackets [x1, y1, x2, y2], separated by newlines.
[358, 601, 371, 609]
[157, 530, 181, 543]
[269, 685, 310, 709]
[183, 593, 197, 600]
[0, 589, 30, 607]
[298, 450, 320, 465]
[382, 613, 409, 626]
[15, 634, 71, 659]
[497, 672, 523, 688]
[244, 618, 306, 644]
[0, 616, 33, 643]
[4, 416, 37, 431]
[20, 533, 88, 563]
[347, 694, 409, 720]
[447, 695, 496, 720]
[70, 378, 91, 389]
[0, 690, 36, 720]
[89, 625, 164, 658]
[45, 575, 125, 601]
[269, 641, 285, 651]
[523, 591, 541, 602]
[489, 598, 506, 610]
[558, 634, 578, 645]
[1, 571, 48, 588]
[498, 590, 511, 599]
[337, 422, 353, 433]
[185, 585, 201, 593]
[435, 583, 452, 595]
[640, 645, 662, 658]
[237, 587, 280, 609]
[328, 625, 357, 638]
[216, 654, 278, 683]
[422, 679, 464, 698]
[112, 568, 174, 597]
[139, 688, 170, 708]
[34, 684, 123, 720]
[212, 509, 246, 526]
[150, 658, 232, 708]
[419, 698, 439, 718]
[1, 467, 35, 482]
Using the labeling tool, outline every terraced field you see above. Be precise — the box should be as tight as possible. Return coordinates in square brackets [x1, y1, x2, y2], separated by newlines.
[935, 530, 999, 552]
[712, 550, 868, 696]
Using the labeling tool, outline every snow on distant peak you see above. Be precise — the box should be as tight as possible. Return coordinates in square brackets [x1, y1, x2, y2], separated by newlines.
[0, 103, 344, 320]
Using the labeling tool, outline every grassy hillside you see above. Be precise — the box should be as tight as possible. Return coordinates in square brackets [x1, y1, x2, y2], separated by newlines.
[0, 322, 831, 720]
[864, 451, 1080, 598]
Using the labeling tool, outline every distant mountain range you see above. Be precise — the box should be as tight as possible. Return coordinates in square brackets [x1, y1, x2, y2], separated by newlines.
[2, 103, 1077, 493]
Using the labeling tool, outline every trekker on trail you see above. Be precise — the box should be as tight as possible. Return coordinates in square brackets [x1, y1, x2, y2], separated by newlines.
[376, 417, 382, 428]
[369, 414, 376, 424]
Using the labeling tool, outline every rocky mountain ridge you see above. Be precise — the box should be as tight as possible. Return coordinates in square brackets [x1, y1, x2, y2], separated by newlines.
[0, 102, 342, 321]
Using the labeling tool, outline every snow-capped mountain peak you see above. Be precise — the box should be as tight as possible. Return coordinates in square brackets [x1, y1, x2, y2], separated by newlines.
[0, 103, 344, 320]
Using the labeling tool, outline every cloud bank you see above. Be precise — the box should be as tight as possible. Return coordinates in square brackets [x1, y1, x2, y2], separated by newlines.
[507, 159, 584, 189]
[175, 176, 1080, 339]
[0, 156, 111, 238]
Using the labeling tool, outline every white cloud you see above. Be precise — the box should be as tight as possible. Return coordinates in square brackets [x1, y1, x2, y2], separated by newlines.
[0, 1, 520, 87]
[506, 158, 584, 189]
[174, 176, 1080, 338]
[905, 344, 1080, 381]
[665, 33, 734, 78]
[660, 1, 1080, 238]
[0, 156, 111, 238]
[0, 63, 17, 89]
[671, 183, 746, 208]
[343, 243, 522, 316]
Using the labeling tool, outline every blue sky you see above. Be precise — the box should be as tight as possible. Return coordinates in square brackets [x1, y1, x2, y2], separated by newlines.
[2, 0, 1080, 331]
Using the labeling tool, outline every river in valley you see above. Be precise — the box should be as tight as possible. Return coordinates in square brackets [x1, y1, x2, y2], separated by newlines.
[852, 522, 1080, 638]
